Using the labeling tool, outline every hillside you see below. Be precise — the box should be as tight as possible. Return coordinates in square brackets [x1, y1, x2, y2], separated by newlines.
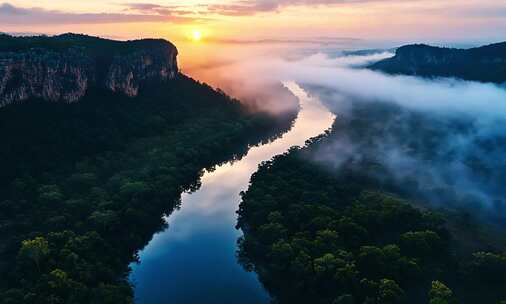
[0, 34, 295, 304]
[237, 90, 506, 304]
[370, 42, 506, 83]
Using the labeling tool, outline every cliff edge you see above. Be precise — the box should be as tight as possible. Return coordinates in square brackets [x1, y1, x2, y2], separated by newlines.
[0, 33, 179, 107]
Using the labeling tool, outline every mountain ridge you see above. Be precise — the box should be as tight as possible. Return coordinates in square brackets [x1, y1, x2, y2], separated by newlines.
[370, 41, 506, 83]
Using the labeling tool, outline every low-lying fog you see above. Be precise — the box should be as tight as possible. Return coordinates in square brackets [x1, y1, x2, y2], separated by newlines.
[183, 40, 506, 223]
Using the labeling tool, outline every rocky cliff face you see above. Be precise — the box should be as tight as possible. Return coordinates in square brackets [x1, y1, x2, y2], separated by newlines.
[370, 42, 506, 83]
[105, 43, 178, 97]
[0, 48, 94, 107]
[0, 34, 178, 107]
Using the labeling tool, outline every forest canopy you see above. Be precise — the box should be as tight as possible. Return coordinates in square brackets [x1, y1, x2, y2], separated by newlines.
[237, 99, 506, 304]
[0, 74, 292, 304]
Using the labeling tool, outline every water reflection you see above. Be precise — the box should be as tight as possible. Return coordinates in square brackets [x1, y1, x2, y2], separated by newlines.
[130, 82, 336, 304]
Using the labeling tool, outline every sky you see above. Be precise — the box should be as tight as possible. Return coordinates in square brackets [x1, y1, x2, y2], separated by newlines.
[1, 0, 506, 46]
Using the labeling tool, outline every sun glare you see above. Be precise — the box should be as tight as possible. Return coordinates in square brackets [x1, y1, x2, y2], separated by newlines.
[192, 30, 202, 41]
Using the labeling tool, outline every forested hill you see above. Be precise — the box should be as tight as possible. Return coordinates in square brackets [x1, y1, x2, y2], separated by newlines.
[237, 98, 506, 304]
[0, 35, 297, 304]
[370, 42, 506, 83]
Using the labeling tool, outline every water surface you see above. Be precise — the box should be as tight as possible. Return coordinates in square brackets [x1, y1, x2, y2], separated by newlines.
[130, 82, 335, 304]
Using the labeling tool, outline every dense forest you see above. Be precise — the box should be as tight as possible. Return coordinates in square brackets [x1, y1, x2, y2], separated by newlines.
[237, 98, 506, 304]
[0, 74, 294, 303]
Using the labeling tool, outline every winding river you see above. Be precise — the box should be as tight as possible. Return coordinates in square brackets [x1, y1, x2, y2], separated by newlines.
[130, 82, 336, 304]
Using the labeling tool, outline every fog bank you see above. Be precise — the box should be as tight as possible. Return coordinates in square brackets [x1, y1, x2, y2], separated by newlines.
[186, 41, 506, 220]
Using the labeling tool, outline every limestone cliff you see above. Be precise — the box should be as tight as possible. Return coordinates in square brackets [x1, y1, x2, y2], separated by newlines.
[0, 33, 178, 107]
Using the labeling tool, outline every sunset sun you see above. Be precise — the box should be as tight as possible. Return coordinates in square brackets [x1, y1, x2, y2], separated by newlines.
[192, 30, 202, 41]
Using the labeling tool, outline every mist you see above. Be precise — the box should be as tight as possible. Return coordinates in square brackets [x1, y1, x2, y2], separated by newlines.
[287, 52, 506, 219]
[181, 41, 392, 115]
[295, 52, 506, 223]
[185, 41, 506, 222]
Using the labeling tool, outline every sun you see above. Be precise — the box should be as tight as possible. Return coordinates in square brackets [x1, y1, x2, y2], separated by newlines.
[192, 30, 202, 41]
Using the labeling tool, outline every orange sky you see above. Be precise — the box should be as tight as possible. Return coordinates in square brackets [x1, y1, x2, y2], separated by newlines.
[1, 0, 505, 44]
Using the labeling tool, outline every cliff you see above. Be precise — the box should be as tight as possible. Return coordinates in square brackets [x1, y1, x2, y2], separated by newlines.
[369, 42, 506, 83]
[0, 33, 178, 107]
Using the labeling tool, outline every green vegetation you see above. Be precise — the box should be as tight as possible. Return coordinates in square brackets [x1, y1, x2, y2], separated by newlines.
[238, 149, 451, 304]
[429, 281, 457, 304]
[0, 74, 292, 303]
[237, 112, 506, 303]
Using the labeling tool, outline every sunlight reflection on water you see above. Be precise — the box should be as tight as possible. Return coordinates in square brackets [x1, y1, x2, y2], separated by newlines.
[130, 82, 335, 304]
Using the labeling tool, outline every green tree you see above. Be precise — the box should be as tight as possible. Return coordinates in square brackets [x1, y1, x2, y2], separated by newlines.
[38, 185, 65, 205]
[378, 279, 404, 304]
[258, 222, 287, 243]
[48, 269, 71, 290]
[89, 210, 119, 231]
[467, 252, 506, 285]
[270, 240, 294, 264]
[314, 253, 339, 275]
[400, 230, 442, 259]
[429, 281, 457, 304]
[119, 181, 149, 198]
[358, 246, 386, 279]
[18, 236, 49, 273]
[333, 294, 355, 304]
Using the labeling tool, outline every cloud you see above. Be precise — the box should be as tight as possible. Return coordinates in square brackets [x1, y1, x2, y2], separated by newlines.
[280, 53, 506, 121]
[205, 37, 361, 45]
[205, 0, 416, 16]
[289, 52, 506, 219]
[300, 51, 394, 67]
[451, 5, 506, 19]
[122, 0, 424, 18]
[0, 2, 23, 14]
[206, 1, 279, 16]
[203, 0, 506, 22]
[122, 3, 195, 16]
[187, 42, 506, 220]
[410, 2, 506, 19]
[0, 2, 196, 25]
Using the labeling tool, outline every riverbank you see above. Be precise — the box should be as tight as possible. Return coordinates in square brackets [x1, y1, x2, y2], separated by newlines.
[0, 75, 295, 304]
[130, 82, 336, 304]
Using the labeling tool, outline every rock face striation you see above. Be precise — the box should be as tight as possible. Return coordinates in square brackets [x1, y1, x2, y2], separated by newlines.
[0, 33, 178, 107]
[370, 42, 506, 83]
[104, 43, 178, 97]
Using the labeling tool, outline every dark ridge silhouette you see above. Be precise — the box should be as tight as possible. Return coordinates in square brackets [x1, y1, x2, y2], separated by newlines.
[370, 42, 506, 83]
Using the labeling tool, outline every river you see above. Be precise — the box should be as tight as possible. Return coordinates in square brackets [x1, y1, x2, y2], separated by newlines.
[129, 82, 336, 304]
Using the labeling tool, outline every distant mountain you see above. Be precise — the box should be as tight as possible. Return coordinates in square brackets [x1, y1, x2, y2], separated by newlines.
[369, 42, 506, 83]
[0, 33, 178, 107]
[342, 48, 396, 57]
